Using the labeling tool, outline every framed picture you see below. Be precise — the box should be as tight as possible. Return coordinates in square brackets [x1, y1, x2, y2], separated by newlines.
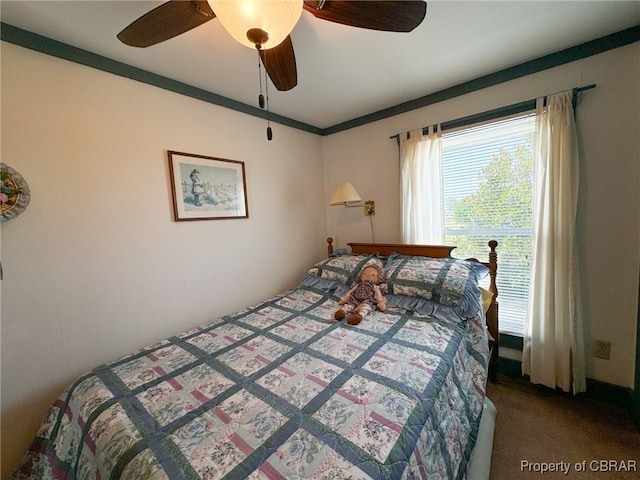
[1, 163, 31, 223]
[168, 151, 248, 221]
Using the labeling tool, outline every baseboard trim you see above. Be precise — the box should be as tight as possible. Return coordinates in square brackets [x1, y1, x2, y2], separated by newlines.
[582, 378, 633, 409]
[631, 394, 640, 431]
[497, 356, 638, 431]
[497, 357, 523, 378]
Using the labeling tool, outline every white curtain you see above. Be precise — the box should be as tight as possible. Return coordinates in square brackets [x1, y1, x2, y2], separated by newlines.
[399, 126, 444, 244]
[522, 91, 586, 393]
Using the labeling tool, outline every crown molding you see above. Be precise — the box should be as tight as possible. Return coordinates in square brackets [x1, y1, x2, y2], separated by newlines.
[2, 23, 639, 136]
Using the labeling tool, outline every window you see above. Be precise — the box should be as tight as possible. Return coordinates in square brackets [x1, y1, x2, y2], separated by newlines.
[441, 113, 535, 335]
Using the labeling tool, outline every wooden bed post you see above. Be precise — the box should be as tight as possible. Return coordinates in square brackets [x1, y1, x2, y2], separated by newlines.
[486, 240, 499, 383]
[327, 237, 333, 257]
[488, 240, 498, 299]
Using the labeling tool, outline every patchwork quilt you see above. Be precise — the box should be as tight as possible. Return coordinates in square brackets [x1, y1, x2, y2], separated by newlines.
[13, 285, 489, 480]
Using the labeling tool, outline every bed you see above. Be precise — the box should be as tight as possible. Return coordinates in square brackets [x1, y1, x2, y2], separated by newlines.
[13, 238, 499, 480]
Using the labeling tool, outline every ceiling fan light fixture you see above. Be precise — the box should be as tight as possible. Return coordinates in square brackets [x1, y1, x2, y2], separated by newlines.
[209, 0, 303, 49]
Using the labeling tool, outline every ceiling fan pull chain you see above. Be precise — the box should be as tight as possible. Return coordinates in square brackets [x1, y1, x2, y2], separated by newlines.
[256, 48, 265, 109]
[253, 40, 272, 140]
[264, 53, 273, 141]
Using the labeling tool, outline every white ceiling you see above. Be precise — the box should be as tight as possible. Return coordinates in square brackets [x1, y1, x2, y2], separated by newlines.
[2, 1, 639, 129]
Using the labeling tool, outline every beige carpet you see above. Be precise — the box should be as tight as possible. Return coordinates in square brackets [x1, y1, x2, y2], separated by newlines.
[487, 376, 640, 480]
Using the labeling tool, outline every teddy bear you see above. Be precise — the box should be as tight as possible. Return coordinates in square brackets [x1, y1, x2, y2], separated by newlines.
[334, 264, 387, 325]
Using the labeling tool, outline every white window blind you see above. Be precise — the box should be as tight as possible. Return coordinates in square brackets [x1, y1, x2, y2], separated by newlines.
[441, 113, 535, 335]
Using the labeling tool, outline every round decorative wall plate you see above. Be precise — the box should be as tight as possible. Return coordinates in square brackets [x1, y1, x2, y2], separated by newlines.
[1, 163, 31, 223]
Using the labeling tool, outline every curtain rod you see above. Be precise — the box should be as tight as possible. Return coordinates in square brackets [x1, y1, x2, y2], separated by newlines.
[390, 84, 596, 141]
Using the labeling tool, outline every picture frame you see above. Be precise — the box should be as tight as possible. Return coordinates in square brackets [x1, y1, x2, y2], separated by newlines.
[168, 151, 248, 221]
[1, 163, 31, 223]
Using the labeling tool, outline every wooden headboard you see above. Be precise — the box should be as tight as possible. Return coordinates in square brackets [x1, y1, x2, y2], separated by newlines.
[326, 237, 499, 382]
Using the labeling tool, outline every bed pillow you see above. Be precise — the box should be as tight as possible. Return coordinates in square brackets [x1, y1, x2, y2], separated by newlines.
[306, 253, 386, 287]
[480, 287, 494, 313]
[384, 254, 488, 316]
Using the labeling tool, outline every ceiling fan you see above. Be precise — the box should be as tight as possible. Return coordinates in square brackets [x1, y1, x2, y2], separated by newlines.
[117, 0, 428, 92]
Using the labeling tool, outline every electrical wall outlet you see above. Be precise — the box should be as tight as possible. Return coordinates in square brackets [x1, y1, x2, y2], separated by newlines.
[593, 340, 611, 360]
[364, 200, 375, 216]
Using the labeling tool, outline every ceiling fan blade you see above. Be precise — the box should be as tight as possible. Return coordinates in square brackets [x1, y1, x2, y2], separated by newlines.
[117, 0, 215, 47]
[303, 0, 426, 32]
[259, 36, 298, 91]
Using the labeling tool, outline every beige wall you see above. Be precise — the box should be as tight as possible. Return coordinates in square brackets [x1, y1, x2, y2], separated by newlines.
[323, 43, 640, 390]
[0, 43, 325, 476]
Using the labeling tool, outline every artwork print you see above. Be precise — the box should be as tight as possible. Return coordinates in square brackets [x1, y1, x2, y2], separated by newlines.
[168, 151, 248, 221]
[1, 163, 31, 223]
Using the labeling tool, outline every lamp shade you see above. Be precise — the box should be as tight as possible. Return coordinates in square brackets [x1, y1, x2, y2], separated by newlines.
[330, 183, 362, 206]
[209, 0, 303, 49]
